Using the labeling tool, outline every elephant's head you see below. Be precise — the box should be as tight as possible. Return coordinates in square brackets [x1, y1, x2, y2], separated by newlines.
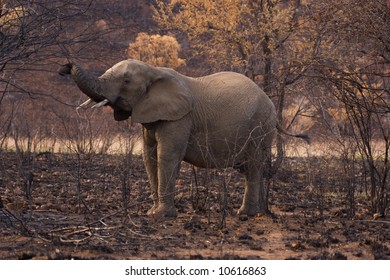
[59, 59, 193, 122]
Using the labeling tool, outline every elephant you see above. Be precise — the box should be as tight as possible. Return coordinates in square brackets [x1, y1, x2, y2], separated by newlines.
[59, 59, 309, 218]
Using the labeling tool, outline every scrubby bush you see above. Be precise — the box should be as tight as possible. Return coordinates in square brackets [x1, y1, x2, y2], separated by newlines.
[128, 32, 185, 68]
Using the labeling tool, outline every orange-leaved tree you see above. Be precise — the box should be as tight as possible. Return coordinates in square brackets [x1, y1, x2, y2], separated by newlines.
[128, 32, 185, 68]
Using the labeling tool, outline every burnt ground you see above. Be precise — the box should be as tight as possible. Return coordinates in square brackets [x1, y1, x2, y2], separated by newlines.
[0, 152, 389, 260]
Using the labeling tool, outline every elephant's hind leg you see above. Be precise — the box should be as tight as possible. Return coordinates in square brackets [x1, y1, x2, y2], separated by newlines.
[237, 163, 263, 216]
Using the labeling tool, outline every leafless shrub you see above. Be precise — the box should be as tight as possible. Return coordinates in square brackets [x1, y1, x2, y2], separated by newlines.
[189, 166, 237, 228]
[337, 88, 389, 216]
[115, 122, 137, 213]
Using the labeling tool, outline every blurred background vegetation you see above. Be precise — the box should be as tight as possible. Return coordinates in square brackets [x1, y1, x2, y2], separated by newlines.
[0, 0, 388, 216]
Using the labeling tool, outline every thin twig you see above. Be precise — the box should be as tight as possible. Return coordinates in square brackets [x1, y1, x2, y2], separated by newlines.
[353, 220, 390, 224]
[1, 208, 33, 235]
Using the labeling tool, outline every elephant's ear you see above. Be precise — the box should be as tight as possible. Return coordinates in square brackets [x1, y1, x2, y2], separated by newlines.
[131, 74, 193, 124]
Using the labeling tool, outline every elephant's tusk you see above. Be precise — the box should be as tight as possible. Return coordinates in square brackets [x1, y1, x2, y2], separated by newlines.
[91, 99, 109, 109]
[76, 98, 92, 111]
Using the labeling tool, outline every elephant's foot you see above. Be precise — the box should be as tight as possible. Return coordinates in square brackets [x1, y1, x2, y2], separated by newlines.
[237, 204, 260, 217]
[146, 203, 159, 216]
[147, 204, 177, 219]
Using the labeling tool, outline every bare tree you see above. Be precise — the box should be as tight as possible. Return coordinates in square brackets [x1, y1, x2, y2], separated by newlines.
[310, 0, 390, 216]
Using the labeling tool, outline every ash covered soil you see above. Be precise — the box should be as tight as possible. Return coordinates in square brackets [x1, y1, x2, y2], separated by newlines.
[0, 152, 389, 260]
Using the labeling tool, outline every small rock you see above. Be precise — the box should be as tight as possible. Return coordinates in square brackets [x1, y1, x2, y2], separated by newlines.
[238, 233, 253, 241]
[256, 229, 265, 235]
[332, 252, 347, 260]
[239, 216, 249, 221]
[373, 213, 382, 220]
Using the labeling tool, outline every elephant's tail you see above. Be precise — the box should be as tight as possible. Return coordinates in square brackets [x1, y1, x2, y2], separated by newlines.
[276, 123, 311, 144]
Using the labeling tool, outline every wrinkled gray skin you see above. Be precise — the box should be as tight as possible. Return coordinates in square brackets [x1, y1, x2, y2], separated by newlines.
[60, 59, 305, 218]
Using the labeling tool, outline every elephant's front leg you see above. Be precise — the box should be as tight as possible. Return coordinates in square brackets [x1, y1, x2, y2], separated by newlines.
[142, 136, 158, 216]
[153, 120, 191, 218]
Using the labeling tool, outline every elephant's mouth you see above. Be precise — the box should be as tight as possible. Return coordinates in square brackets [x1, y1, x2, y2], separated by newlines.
[112, 96, 132, 121]
[113, 108, 131, 121]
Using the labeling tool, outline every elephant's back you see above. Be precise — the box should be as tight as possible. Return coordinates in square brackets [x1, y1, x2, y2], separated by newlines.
[193, 72, 274, 123]
[197, 71, 262, 96]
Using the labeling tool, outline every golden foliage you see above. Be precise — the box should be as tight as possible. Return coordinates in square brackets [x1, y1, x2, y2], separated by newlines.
[328, 107, 348, 124]
[127, 32, 185, 68]
[0, 4, 28, 33]
[154, 0, 316, 81]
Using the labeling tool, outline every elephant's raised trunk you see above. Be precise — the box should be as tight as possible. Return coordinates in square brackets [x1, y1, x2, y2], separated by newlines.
[59, 63, 105, 102]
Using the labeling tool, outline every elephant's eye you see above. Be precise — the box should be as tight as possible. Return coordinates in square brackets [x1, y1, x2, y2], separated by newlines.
[124, 79, 131, 85]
